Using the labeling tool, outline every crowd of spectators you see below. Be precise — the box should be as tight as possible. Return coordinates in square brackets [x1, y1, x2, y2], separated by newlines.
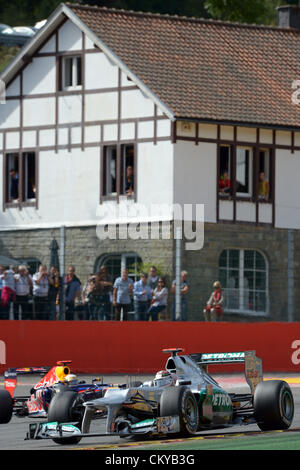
[0, 263, 193, 322]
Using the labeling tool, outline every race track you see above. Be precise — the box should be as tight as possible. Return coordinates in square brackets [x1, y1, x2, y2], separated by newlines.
[1, 373, 300, 450]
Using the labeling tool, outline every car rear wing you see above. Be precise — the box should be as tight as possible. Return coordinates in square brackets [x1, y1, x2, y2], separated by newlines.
[3, 362, 70, 397]
[4, 366, 51, 397]
[190, 350, 263, 394]
[4, 366, 50, 377]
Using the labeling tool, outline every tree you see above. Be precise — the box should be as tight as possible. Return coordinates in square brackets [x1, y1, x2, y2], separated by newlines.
[204, 0, 300, 25]
[79, 0, 209, 18]
[204, 0, 269, 23]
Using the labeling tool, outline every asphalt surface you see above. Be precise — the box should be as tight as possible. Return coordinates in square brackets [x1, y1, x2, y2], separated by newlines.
[0, 372, 300, 450]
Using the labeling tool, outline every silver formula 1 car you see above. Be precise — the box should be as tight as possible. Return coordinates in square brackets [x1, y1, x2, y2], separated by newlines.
[26, 348, 294, 444]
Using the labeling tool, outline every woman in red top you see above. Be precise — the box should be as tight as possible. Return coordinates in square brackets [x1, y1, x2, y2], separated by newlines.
[204, 281, 224, 321]
[219, 172, 231, 194]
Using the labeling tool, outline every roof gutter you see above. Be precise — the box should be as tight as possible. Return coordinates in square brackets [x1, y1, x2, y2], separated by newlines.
[176, 116, 300, 132]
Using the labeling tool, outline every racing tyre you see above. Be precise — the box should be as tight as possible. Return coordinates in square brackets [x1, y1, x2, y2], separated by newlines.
[47, 391, 83, 445]
[0, 390, 13, 424]
[254, 380, 294, 431]
[159, 386, 199, 436]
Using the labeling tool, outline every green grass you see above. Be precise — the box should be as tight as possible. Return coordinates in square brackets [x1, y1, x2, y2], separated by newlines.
[142, 431, 300, 450]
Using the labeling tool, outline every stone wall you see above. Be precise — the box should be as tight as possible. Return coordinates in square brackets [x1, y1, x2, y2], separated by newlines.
[0, 221, 298, 322]
[183, 222, 298, 322]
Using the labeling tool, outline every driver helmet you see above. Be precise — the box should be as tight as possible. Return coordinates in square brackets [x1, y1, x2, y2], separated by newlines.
[63, 374, 78, 384]
[154, 370, 173, 387]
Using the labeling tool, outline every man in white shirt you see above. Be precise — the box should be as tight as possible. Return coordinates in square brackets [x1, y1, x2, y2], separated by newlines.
[113, 269, 133, 321]
[133, 273, 152, 321]
[14, 265, 33, 320]
[32, 265, 49, 320]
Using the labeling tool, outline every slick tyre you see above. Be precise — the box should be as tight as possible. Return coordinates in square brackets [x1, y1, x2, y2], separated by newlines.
[47, 391, 83, 445]
[0, 390, 13, 424]
[254, 380, 294, 431]
[159, 386, 199, 436]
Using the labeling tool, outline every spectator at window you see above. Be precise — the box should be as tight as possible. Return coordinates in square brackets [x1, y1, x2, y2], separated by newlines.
[9, 169, 19, 201]
[125, 165, 134, 196]
[65, 265, 81, 321]
[27, 179, 36, 199]
[47, 266, 60, 321]
[133, 273, 152, 321]
[171, 270, 189, 321]
[0, 265, 16, 319]
[14, 265, 33, 320]
[219, 171, 231, 194]
[113, 268, 133, 321]
[32, 265, 49, 320]
[258, 171, 269, 201]
[147, 277, 168, 322]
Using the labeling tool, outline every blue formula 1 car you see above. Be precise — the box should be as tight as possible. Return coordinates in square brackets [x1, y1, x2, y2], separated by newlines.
[0, 360, 120, 427]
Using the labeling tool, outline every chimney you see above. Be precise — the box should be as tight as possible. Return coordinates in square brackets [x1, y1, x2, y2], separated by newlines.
[277, 5, 300, 29]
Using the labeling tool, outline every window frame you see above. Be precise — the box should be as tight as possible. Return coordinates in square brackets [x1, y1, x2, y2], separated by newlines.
[96, 252, 142, 284]
[236, 146, 253, 197]
[62, 55, 82, 91]
[16, 258, 41, 275]
[4, 151, 38, 209]
[219, 248, 269, 317]
[218, 143, 274, 204]
[101, 143, 136, 202]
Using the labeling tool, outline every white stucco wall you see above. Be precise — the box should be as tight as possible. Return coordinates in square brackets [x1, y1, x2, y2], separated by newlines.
[173, 141, 217, 223]
[58, 19, 82, 51]
[137, 140, 174, 208]
[0, 147, 101, 229]
[275, 149, 300, 229]
[0, 20, 173, 230]
[23, 57, 56, 95]
[85, 53, 118, 89]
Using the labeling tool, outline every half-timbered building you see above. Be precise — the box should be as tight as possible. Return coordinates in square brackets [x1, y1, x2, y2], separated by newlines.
[0, 3, 300, 320]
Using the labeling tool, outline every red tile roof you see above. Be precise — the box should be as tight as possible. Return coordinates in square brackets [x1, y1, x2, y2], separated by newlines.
[68, 3, 300, 129]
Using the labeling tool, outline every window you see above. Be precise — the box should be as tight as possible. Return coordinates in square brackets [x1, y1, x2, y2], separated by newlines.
[104, 146, 117, 196]
[96, 253, 142, 284]
[258, 148, 271, 201]
[5, 152, 36, 204]
[219, 249, 268, 315]
[16, 258, 41, 275]
[95, 253, 142, 319]
[219, 145, 232, 195]
[102, 144, 135, 198]
[236, 147, 252, 196]
[63, 56, 82, 89]
[5, 153, 19, 202]
[219, 144, 273, 201]
[122, 144, 134, 196]
[23, 152, 36, 200]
